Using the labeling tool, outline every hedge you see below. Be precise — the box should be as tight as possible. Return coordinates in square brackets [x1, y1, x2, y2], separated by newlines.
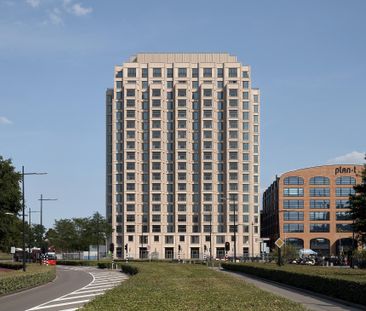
[57, 260, 99, 266]
[0, 266, 56, 295]
[120, 264, 138, 275]
[222, 263, 366, 306]
[0, 262, 23, 270]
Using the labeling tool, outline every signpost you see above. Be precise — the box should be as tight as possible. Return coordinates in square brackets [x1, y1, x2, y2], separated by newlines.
[275, 238, 284, 266]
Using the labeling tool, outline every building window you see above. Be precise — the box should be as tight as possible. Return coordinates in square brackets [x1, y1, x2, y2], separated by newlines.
[310, 223, 330, 232]
[216, 68, 223, 78]
[126, 89, 135, 97]
[309, 211, 330, 221]
[152, 89, 161, 97]
[336, 212, 352, 221]
[191, 236, 200, 244]
[203, 68, 212, 77]
[283, 188, 304, 197]
[336, 176, 356, 185]
[336, 187, 355, 197]
[283, 223, 304, 233]
[336, 224, 353, 232]
[336, 200, 349, 209]
[309, 188, 330, 197]
[127, 68, 136, 77]
[178, 68, 187, 77]
[284, 176, 304, 185]
[178, 225, 186, 232]
[310, 200, 330, 209]
[309, 176, 330, 185]
[153, 68, 162, 77]
[284, 211, 304, 221]
[167, 68, 173, 78]
[228, 68, 237, 77]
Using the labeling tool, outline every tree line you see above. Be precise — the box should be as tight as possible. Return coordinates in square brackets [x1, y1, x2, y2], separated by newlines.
[0, 156, 111, 253]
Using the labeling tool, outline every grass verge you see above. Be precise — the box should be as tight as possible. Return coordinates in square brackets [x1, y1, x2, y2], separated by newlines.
[0, 264, 56, 295]
[222, 262, 366, 306]
[82, 262, 306, 311]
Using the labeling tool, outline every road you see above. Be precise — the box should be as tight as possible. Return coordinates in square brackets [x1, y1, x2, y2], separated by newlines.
[0, 266, 128, 311]
[219, 268, 365, 311]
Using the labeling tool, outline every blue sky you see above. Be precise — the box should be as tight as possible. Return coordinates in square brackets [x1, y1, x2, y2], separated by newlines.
[1, 0, 365, 228]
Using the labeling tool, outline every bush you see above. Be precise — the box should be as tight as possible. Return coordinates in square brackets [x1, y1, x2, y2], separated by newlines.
[222, 263, 366, 306]
[0, 262, 23, 270]
[354, 250, 366, 268]
[0, 266, 56, 295]
[97, 262, 109, 269]
[120, 264, 138, 275]
[57, 260, 99, 266]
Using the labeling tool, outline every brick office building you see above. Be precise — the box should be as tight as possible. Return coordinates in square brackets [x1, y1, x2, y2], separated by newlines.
[261, 164, 363, 256]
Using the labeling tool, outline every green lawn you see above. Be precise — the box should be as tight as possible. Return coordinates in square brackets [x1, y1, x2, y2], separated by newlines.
[0, 252, 12, 261]
[239, 262, 366, 282]
[0, 264, 55, 295]
[82, 262, 306, 311]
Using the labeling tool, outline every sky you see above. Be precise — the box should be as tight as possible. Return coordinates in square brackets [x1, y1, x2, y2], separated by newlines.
[0, 0, 365, 228]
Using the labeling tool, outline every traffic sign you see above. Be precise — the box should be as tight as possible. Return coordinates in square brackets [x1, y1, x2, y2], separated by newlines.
[275, 238, 284, 248]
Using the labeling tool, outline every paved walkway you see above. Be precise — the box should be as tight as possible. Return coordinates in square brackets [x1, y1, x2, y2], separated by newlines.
[218, 268, 365, 311]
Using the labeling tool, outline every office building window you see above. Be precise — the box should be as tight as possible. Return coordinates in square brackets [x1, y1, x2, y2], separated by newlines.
[309, 176, 330, 185]
[336, 188, 355, 197]
[283, 188, 304, 197]
[309, 212, 330, 221]
[310, 200, 330, 209]
[284, 176, 304, 185]
[283, 223, 304, 233]
[310, 224, 330, 232]
[310, 188, 330, 197]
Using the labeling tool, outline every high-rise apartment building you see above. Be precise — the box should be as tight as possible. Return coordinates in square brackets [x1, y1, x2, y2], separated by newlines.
[106, 53, 260, 259]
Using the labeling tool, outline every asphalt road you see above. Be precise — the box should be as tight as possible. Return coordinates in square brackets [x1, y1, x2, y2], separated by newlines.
[0, 266, 92, 311]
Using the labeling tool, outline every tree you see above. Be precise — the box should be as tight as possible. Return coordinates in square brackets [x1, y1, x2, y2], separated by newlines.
[349, 156, 366, 245]
[46, 213, 112, 254]
[0, 156, 22, 252]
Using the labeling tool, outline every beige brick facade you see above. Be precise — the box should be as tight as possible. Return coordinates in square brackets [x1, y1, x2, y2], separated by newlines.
[106, 53, 260, 259]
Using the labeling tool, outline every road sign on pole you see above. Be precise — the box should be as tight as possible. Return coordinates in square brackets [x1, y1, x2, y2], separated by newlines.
[275, 238, 284, 249]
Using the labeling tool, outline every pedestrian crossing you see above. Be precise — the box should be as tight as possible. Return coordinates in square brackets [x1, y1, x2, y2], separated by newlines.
[26, 266, 128, 311]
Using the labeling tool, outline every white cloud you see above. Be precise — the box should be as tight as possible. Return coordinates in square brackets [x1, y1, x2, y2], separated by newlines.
[49, 12, 63, 25]
[69, 3, 92, 16]
[26, 0, 41, 8]
[0, 116, 13, 125]
[327, 151, 365, 165]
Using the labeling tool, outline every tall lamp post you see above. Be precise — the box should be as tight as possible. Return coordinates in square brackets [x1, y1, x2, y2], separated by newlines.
[21, 166, 47, 272]
[223, 195, 237, 262]
[38, 194, 57, 228]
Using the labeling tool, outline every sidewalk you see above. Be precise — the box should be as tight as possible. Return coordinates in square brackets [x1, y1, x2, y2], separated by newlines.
[217, 268, 365, 311]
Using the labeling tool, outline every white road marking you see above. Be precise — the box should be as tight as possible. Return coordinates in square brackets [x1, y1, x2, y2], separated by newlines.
[26, 266, 127, 311]
[54, 293, 103, 301]
[28, 300, 90, 310]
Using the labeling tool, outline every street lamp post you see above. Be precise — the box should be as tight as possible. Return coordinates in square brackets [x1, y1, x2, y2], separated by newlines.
[21, 166, 47, 272]
[209, 208, 212, 263]
[233, 197, 237, 262]
[38, 194, 57, 228]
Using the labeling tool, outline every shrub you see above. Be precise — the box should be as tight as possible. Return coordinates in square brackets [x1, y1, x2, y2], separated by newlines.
[120, 264, 138, 275]
[0, 266, 56, 295]
[57, 260, 99, 266]
[97, 262, 109, 269]
[222, 263, 366, 306]
[0, 262, 23, 270]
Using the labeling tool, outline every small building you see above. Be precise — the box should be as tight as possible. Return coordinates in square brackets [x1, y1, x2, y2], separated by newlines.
[261, 164, 363, 256]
